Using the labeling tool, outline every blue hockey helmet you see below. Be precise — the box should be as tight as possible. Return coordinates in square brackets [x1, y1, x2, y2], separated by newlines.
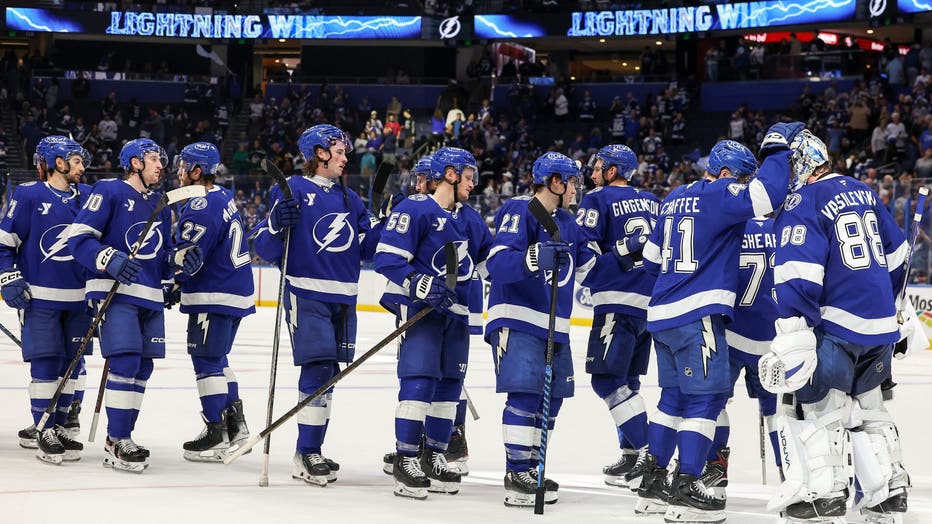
[298, 124, 353, 162]
[789, 130, 830, 190]
[413, 154, 433, 177]
[36, 136, 89, 169]
[119, 138, 168, 171]
[179, 142, 221, 175]
[532, 152, 579, 186]
[429, 147, 477, 181]
[591, 144, 637, 181]
[707, 140, 758, 179]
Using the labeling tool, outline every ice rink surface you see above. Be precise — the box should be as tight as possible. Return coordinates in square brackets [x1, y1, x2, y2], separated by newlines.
[0, 306, 930, 524]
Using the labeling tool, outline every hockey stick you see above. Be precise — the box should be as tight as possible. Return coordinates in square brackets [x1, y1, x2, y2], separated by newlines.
[759, 411, 767, 485]
[527, 196, 561, 515]
[369, 160, 395, 214]
[0, 321, 21, 347]
[39, 185, 207, 434]
[258, 158, 293, 487]
[224, 242, 459, 465]
[893, 186, 928, 359]
[463, 386, 480, 421]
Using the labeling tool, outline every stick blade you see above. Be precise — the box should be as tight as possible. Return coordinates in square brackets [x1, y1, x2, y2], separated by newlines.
[443, 242, 458, 290]
[165, 185, 207, 205]
[370, 161, 396, 212]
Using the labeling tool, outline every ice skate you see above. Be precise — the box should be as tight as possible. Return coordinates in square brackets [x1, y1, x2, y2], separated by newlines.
[420, 449, 461, 494]
[54, 425, 82, 461]
[779, 491, 847, 523]
[634, 464, 672, 515]
[624, 447, 654, 490]
[503, 470, 538, 507]
[63, 399, 82, 438]
[444, 424, 469, 476]
[528, 468, 559, 504]
[698, 446, 729, 500]
[183, 415, 229, 462]
[323, 456, 340, 483]
[861, 491, 907, 523]
[18, 424, 38, 449]
[603, 448, 639, 487]
[393, 453, 429, 500]
[383, 451, 397, 475]
[35, 427, 65, 465]
[292, 452, 330, 487]
[664, 473, 726, 523]
[103, 436, 148, 473]
[225, 399, 250, 453]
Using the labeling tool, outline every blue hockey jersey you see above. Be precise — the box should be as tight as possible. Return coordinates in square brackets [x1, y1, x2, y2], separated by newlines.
[253, 175, 380, 305]
[773, 174, 907, 345]
[0, 181, 92, 311]
[642, 152, 790, 332]
[484, 196, 595, 344]
[725, 217, 778, 356]
[576, 185, 660, 318]
[375, 195, 492, 326]
[68, 179, 174, 311]
[176, 185, 255, 318]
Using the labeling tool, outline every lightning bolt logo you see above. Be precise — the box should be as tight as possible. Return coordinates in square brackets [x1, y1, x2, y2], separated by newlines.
[600, 313, 617, 362]
[288, 293, 298, 336]
[137, 221, 161, 253]
[197, 313, 210, 345]
[125, 221, 164, 260]
[312, 212, 353, 254]
[39, 224, 74, 263]
[495, 328, 510, 375]
[700, 317, 717, 378]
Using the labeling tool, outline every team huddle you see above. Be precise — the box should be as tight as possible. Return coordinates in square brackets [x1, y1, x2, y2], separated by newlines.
[0, 120, 917, 523]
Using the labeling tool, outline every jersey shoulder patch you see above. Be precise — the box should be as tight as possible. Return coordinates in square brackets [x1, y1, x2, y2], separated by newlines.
[513, 195, 532, 201]
[409, 194, 428, 202]
[20, 181, 37, 188]
[783, 192, 803, 211]
[189, 197, 209, 211]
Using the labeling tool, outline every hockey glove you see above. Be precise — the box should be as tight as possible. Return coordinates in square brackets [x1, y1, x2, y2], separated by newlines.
[759, 316, 817, 394]
[525, 241, 571, 274]
[268, 197, 300, 235]
[760, 121, 806, 159]
[96, 247, 141, 286]
[894, 306, 922, 360]
[408, 273, 457, 311]
[0, 270, 31, 309]
[612, 234, 647, 271]
[170, 243, 204, 277]
[163, 282, 181, 309]
[379, 191, 406, 221]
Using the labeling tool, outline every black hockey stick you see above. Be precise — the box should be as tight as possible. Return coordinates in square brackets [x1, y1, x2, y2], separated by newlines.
[369, 160, 395, 214]
[259, 158, 294, 487]
[0, 321, 21, 347]
[527, 196, 562, 515]
[224, 243, 458, 465]
[39, 185, 207, 434]
[894, 186, 928, 360]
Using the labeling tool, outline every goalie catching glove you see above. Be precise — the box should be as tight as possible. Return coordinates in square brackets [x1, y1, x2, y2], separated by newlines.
[759, 316, 817, 393]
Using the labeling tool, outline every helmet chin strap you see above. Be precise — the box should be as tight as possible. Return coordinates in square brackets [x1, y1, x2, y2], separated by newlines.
[548, 177, 567, 209]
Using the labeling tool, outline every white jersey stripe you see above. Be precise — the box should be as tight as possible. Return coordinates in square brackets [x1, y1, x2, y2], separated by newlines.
[774, 261, 825, 286]
[821, 306, 898, 336]
[725, 329, 771, 356]
[647, 289, 736, 324]
[749, 178, 775, 217]
[591, 290, 650, 311]
[487, 303, 570, 334]
[286, 275, 358, 297]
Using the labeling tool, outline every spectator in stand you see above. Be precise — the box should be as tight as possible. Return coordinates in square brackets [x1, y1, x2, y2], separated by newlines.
[642, 128, 662, 158]
[871, 117, 889, 162]
[99, 113, 118, 149]
[916, 147, 932, 178]
[848, 94, 871, 147]
[728, 111, 746, 143]
[248, 93, 265, 119]
[232, 143, 250, 174]
[360, 147, 377, 177]
[384, 113, 401, 137]
[670, 112, 686, 144]
[354, 131, 369, 155]
[365, 110, 383, 135]
[386, 96, 402, 119]
[920, 119, 932, 153]
[578, 90, 597, 122]
[554, 88, 569, 123]
[885, 112, 908, 162]
[381, 126, 398, 165]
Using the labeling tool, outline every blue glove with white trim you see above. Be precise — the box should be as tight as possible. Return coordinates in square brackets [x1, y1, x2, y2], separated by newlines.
[0, 270, 31, 309]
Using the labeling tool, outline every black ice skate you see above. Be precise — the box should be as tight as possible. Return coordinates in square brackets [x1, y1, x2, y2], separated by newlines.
[444, 424, 469, 476]
[323, 456, 340, 483]
[624, 447, 655, 490]
[698, 446, 729, 500]
[103, 436, 148, 473]
[420, 450, 461, 494]
[35, 427, 65, 465]
[664, 473, 726, 524]
[528, 468, 559, 504]
[383, 451, 397, 475]
[862, 492, 908, 524]
[225, 399, 250, 453]
[63, 399, 82, 437]
[54, 425, 83, 461]
[292, 453, 330, 487]
[634, 464, 672, 515]
[603, 448, 639, 487]
[503, 470, 539, 507]
[781, 492, 848, 523]
[183, 415, 229, 462]
[393, 453, 430, 500]
[18, 424, 38, 449]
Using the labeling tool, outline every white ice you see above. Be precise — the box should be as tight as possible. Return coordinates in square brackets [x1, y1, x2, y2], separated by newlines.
[0, 307, 930, 524]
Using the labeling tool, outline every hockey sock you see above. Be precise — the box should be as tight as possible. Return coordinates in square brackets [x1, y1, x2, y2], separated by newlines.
[530, 396, 563, 468]
[424, 378, 461, 452]
[106, 354, 142, 439]
[296, 361, 335, 455]
[677, 393, 727, 476]
[650, 387, 685, 468]
[223, 358, 240, 407]
[29, 357, 62, 426]
[708, 408, 730, 460]
[395, 376, 434, 456]
[503, 392, 540, 472]
[54, 356, 81, 426]
[192, 355, 228, 423]
[73, 357, 87, 403]
[592, 374, 648, 450]
[130, 358, 153, 433]
[454, 396, 467, 427]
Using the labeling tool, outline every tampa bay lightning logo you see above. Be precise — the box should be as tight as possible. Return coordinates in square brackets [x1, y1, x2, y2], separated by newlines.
[189, 197, 208, 211]
[430, 240, 474, 282]
[439, 16, 461, 39]
[575, 286, 593, 309]
[312, 212, 355, 254]
[545, 244, 576, 288]
[39, 224, 74, 262]
[125, 221, 164, 260]
[784, 193, 802, 211]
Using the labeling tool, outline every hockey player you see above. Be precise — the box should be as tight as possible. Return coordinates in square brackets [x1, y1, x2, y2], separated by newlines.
[375, 147, 492, 499]
[635, 129, 797, 522]
[253, 124, 380, 487]
[0, 136, 91, 464]
[68, 138, 204, 473]
[759, 130, 911, 523]
[173, 142, 254, 462]
[576, 144, 658, 486]
[485, 152, 593, 507]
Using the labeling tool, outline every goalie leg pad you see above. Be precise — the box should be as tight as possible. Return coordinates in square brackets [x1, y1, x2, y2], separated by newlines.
[768, 389, 854, 513]
[852, 386, 909, 511]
